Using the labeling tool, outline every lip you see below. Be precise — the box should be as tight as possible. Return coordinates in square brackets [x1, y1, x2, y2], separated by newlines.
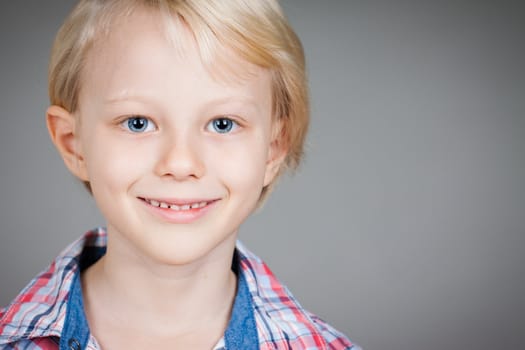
[138, 197, 220, 224]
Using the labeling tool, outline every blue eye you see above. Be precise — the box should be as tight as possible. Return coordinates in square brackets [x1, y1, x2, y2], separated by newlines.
[207, 118, 239, 134]
[122, 116, 156, 133]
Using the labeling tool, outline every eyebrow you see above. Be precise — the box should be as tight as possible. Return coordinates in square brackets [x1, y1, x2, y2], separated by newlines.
[205, 96, 261, 109]
[104, 91, 155, 105]
[105, 93, 262, 111]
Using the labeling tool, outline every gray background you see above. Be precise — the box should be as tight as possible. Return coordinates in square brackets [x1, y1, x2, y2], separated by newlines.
[1, 1, 524, 349]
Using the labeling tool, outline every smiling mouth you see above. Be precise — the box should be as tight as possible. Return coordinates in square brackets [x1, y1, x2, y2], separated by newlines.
[141, 198, 214, 211]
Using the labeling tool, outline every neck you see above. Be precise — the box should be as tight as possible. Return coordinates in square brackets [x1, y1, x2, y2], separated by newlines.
[81, 232, 238, 338]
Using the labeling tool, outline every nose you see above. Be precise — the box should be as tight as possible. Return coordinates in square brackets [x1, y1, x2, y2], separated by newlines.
[154, 133, 205, 181]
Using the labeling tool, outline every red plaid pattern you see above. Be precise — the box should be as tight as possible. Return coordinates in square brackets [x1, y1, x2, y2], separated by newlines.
[0, 228, 359, 349]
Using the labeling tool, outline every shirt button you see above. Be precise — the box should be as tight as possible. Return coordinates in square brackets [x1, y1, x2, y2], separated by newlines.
[68, 338, 81, 350]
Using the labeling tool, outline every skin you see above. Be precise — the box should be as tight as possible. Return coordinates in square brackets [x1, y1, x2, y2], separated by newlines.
[47, 8, 286, 349]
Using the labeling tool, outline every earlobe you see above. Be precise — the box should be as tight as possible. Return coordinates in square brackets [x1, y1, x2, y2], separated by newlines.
[46, 105, 89, 181]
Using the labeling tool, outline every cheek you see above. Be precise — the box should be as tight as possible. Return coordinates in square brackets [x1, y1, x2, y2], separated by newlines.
[82, 132, 155, 190]
[208, 136, 270, 194]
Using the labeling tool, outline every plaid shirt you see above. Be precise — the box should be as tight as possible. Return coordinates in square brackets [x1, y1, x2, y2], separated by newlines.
[0, 228, 359, 349]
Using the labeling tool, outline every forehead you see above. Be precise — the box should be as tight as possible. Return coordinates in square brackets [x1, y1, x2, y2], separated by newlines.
[79, 7, 272, 107]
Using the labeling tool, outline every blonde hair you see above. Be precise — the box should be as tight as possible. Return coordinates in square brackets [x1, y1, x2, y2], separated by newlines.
[49, 0, 309, 200]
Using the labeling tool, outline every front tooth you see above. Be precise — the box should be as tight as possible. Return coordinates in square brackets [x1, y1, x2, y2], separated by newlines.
[160, 202, 169, 209]
[181, 204, 191, 210]
[170, 204, 181, 210]
[150, 200, 160, 207]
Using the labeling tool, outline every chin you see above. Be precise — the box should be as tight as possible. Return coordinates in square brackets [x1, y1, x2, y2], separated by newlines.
[144, 235, 236, 267]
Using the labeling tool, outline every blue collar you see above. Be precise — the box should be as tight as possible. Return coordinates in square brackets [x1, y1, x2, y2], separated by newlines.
[59, 247, 259, 350]
[224, 270, 259, 349]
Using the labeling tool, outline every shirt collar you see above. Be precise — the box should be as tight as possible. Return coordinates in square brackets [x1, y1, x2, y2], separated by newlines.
[0, 228, 261, 348]
[0, 228, 107, 346]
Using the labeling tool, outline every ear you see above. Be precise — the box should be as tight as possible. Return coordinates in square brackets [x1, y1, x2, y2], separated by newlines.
[263, 120, 288, 187]
[46, 105, 89, 181]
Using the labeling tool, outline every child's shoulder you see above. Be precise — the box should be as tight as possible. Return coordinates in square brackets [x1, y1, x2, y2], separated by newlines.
[0, 229, 105, 348]
[235, 242, 360, 349]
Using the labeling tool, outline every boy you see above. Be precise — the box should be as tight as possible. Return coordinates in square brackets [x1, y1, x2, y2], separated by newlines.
[0, 1, 359, 349]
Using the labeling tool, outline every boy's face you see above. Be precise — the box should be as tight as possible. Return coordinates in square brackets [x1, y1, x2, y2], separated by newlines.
[50, 9, 284, 266]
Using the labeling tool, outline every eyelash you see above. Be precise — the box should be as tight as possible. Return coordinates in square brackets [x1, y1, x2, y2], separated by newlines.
[120, 116, 157, 133]
[206, 117, 240, 134]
